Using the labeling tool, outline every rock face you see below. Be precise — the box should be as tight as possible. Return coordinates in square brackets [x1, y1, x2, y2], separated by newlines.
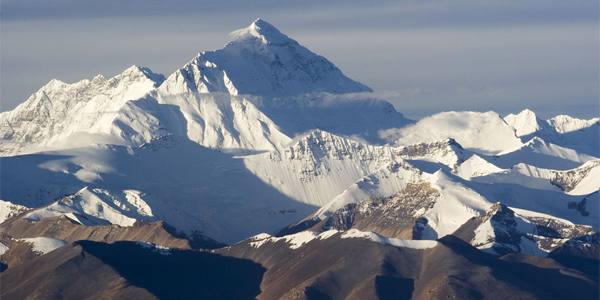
[281, 182, 441, 240]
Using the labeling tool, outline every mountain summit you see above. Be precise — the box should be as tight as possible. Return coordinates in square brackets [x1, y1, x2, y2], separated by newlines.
[228, 18, 292, 45]
[159, 19, 372, 97]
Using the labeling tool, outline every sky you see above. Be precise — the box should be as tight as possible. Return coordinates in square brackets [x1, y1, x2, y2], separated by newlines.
[1, 0, 598, 119]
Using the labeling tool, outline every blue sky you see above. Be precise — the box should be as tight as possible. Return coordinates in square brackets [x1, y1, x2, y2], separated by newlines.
[1, 0, 598, 119]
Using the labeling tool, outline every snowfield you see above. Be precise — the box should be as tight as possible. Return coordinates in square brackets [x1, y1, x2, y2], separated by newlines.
[19, 237, 67, 255]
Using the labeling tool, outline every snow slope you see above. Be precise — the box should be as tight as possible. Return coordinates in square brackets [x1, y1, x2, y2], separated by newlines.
[19, 237, 67, 255]
[455, 155, 505, 179]
[130, 92, 293, 153]
[493, 137, 596, 170]
[316, 163, 492, 239]
[24, 187, 154, 226]
[0, 200, 27, 224]
[513, 160, 600, 195]
[504, 109, 543, 137]
[383, 111, 523, 155]
[340, 229, 438, 249]
[0, 138, 318, 243]
[243, 130, 405, 206]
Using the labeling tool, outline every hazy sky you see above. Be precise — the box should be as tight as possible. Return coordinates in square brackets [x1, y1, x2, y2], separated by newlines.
[1, 0, 598, 119]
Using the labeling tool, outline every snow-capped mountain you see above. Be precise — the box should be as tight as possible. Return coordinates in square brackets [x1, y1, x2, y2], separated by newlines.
[504, 109, 551, 137]
[504, 109, 599, 157]
[0, 66, 164, 156]
[505, 109, 599, 137]
[0, 19, 411, 157]
[548, 114, 599, 134]
[454, 203, 595, 256]
[0, 19, 598, 298]
[158, 18, 371, 97]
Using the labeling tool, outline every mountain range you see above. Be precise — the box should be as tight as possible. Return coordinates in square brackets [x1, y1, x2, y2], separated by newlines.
[0, 19, 598, 299]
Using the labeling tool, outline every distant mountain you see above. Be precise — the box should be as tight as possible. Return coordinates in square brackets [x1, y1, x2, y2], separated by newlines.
[504, 109, 599, 157]
[159, 18, 371, 97]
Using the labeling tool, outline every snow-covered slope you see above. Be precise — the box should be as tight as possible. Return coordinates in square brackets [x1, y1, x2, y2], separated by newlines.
[0, 200, 27, 224]
[18, 237, 67, 255]
[250, 93, 412, 145]
[127, 92, 293, 153]
[0, 138, 319, 243]
[243, 130, 469, 207]
[504, 109, 599, 136]
[317, 161, 424, 214]
[493, 136, 596, 169]
[513, 160, 600, 195]
[24, 187, 154, 226]
[314, 165, 492, 240]
[455, 155, 505, 179]
[243, 130, 404, 206]
[247, 228, 438, 251]
[383, 111, 523, 155]
[457, 160, 558, 193]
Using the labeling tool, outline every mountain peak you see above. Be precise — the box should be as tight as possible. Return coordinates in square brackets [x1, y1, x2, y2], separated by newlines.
[548, 114, 599, 134]
[503, 108, 541, 137]
[228, 18, 291, 45]
[161, 19, 371, 97]
[117, 65, 165, 86]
